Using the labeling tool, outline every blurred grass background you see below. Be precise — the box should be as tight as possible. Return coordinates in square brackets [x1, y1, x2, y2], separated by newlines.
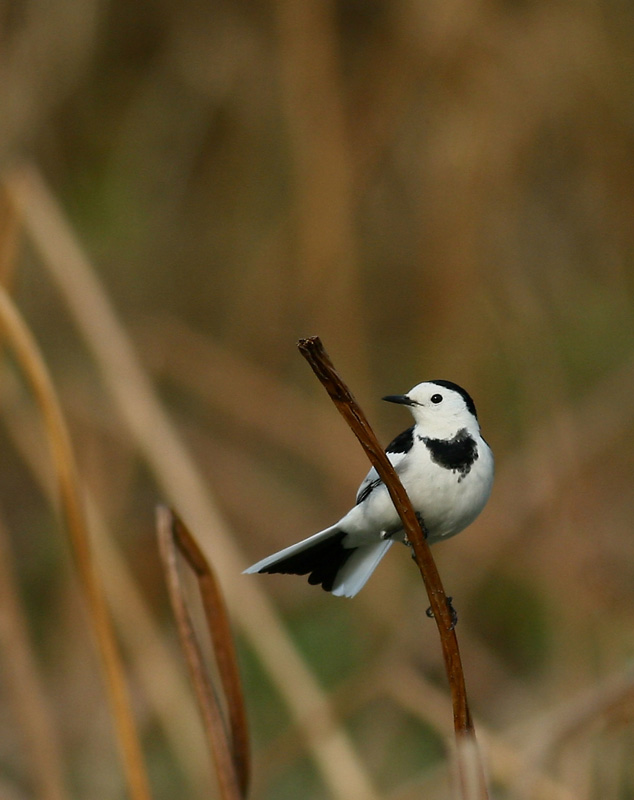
[2, 0, 634, 798]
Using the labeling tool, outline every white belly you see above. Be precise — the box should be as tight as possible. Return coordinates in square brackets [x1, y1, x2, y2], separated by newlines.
[340, 437, 494, 545]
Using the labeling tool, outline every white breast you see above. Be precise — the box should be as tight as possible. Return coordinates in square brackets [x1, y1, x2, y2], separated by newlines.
[402, 435, 494, 541]
[336, 433, 493, 546]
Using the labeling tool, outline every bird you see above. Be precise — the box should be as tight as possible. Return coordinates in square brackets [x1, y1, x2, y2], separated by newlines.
[244, 380, 494, 597]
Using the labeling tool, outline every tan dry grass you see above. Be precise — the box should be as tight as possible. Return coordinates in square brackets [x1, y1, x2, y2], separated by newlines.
[0, 283, 151, 799]
[5, 166, 381, 800]
[2, 2, 634, 797]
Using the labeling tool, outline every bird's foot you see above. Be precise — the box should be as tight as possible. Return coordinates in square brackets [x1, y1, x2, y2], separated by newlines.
[425, 596, 458, 630]
[404, 514, 428, 558]
[415, 512, 428, 538]
[386, 513, 428, 547]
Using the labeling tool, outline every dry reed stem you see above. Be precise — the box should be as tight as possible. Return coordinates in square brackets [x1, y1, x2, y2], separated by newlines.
[0, 285, 152, 800]
[6, 164, 381, 800]
[157, 507, 247, 800]
[386, 663, 577, 800]
[322, 629, 576, 800]
[166, 510, 250, 793]
[297, 336, 489, 800]
[0, 372, 209, 793]
[84, 501, 210, 790]
[0, 515, 69, 800]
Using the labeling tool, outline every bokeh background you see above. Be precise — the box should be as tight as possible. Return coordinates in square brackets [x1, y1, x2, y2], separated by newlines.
[2, 1, 634, 798]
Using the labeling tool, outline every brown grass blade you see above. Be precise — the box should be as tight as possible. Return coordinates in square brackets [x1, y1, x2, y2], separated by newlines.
[0, 363, 210, 792]
[156, 506, 247, 799]
[0, 285, 152, 800]
[386, 662, 577, 800]
[297, 335, 489, 800]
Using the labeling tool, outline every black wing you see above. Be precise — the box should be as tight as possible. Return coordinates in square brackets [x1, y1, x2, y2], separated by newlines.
[386, 425, 415, 455]
[355, 426, 415, 505]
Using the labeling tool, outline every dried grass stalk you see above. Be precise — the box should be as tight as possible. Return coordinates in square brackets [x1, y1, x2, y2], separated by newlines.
[0, 285, 151, 800]
[156, 506, 249, 799]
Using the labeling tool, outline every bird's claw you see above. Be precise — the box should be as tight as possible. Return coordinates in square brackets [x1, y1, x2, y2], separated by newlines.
[385, 512, 428, 549]
[415, 512, 428, 537]
[425, 596, 458, 629]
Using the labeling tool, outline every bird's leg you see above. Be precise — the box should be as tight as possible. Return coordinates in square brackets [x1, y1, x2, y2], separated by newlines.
[395, 512, 428, 548]
[425, 597, 458, 629]
[406, 512, 428, 543]
[382, 513, 428, 545]
[404, 512, 428, 559]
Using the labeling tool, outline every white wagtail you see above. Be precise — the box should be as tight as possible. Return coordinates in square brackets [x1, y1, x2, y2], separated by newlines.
[244, 380, 494, 597]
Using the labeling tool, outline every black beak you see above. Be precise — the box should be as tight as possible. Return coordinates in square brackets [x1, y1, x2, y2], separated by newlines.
[382, 394, 416, 406]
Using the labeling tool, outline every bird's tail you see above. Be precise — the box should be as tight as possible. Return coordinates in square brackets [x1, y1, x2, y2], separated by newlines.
[243, 526, 393, 598]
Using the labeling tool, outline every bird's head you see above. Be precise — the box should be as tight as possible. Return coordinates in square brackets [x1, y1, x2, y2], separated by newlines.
[383, 380, 480, 438]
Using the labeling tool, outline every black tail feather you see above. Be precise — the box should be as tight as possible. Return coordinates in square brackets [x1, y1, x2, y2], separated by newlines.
[259, 530, 354, 592]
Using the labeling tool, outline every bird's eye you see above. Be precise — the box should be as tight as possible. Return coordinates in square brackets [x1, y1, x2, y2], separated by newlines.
[431, 394, 443, 404]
